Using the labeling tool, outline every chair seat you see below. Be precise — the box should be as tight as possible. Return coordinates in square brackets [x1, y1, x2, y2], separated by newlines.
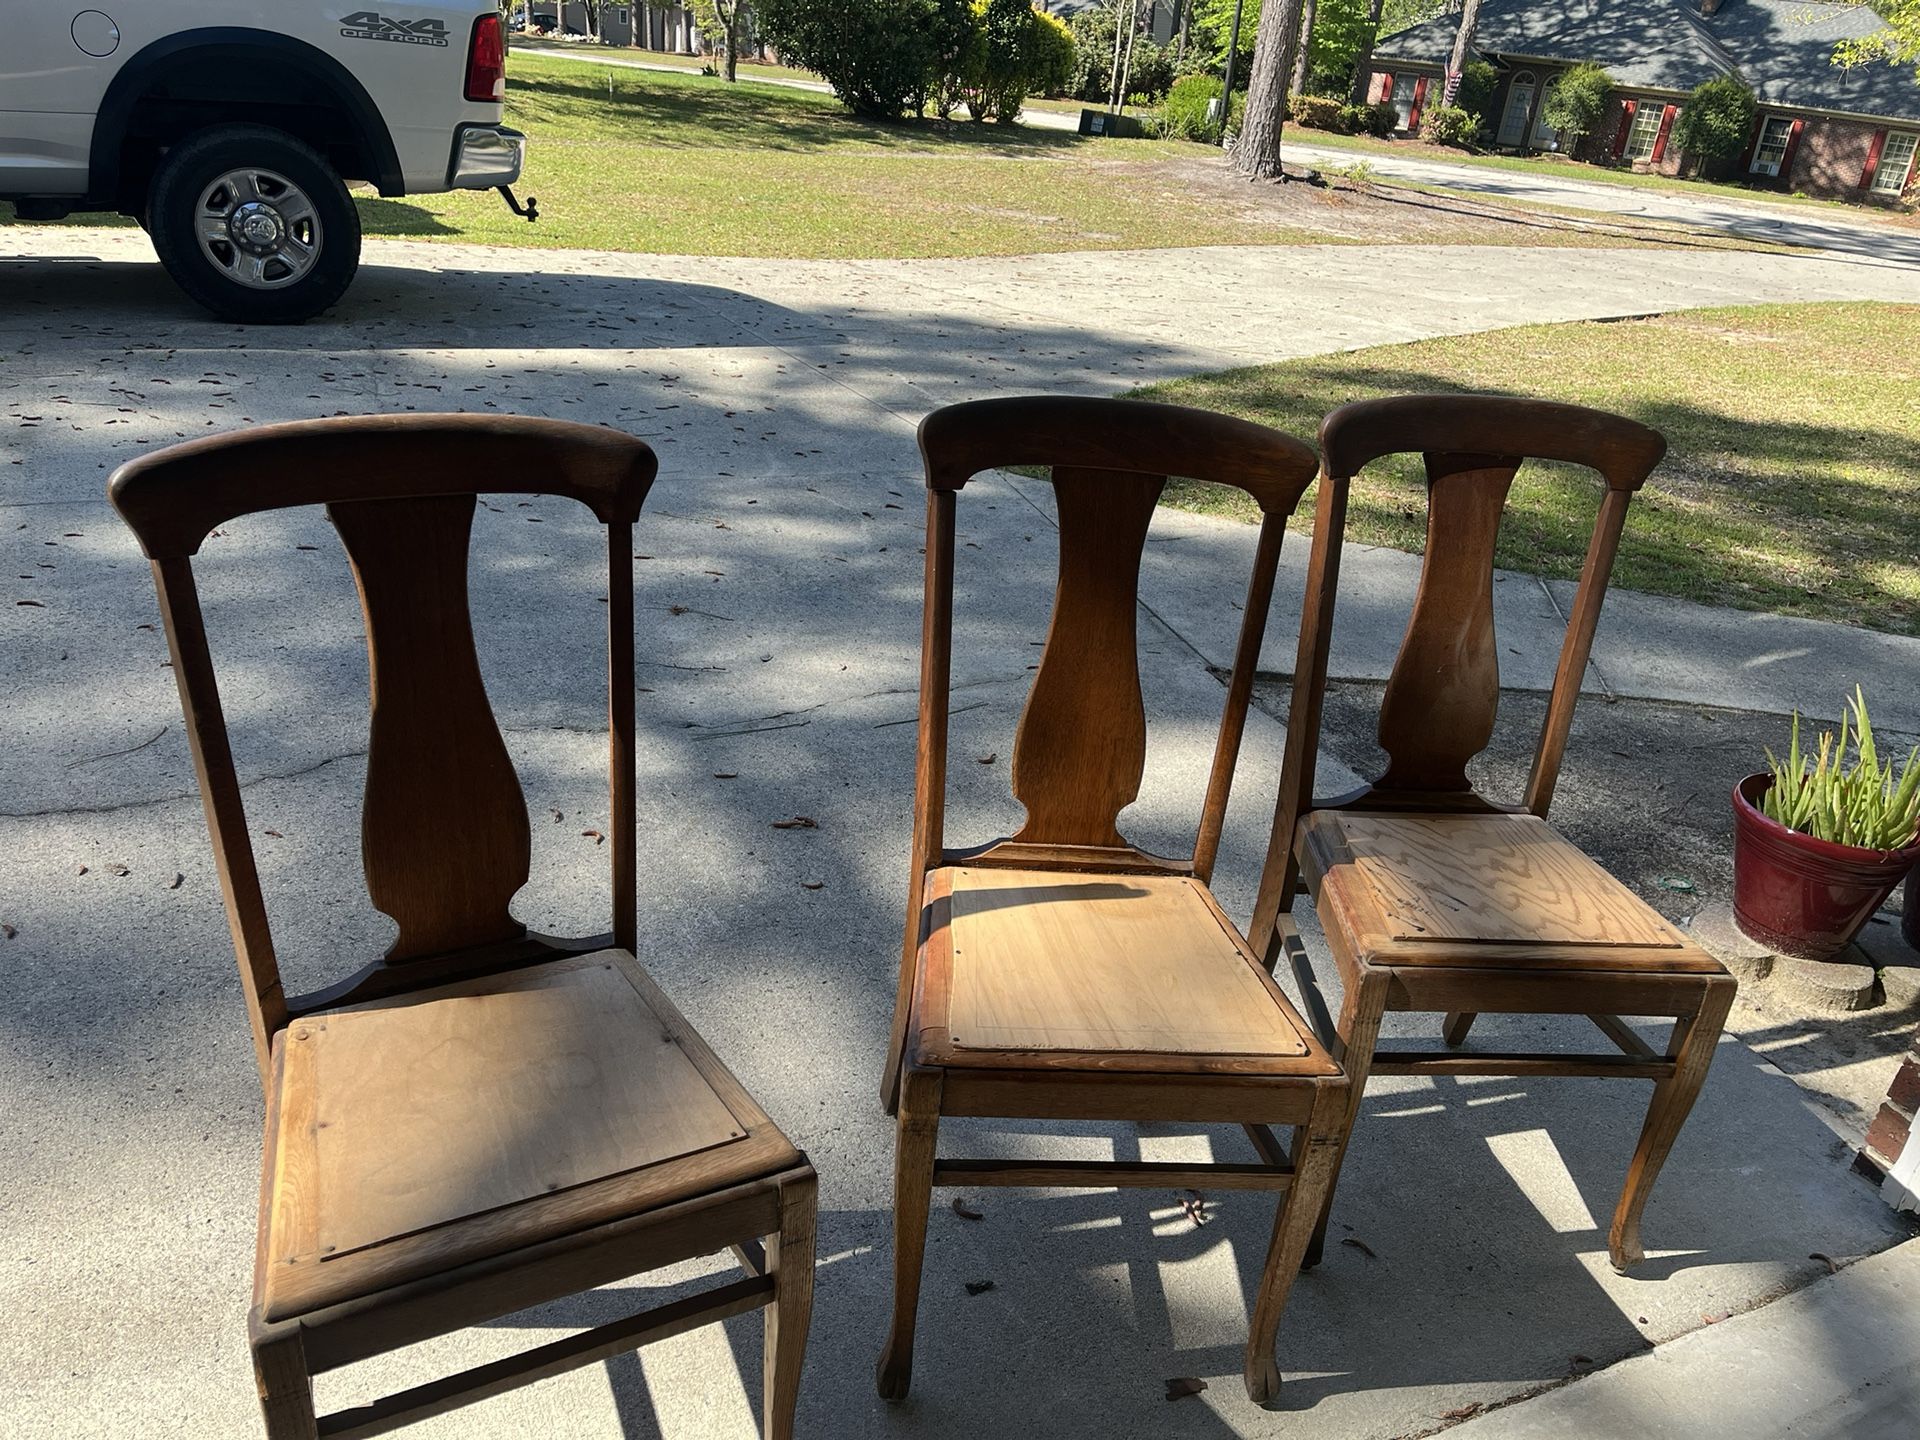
[908, 866, 1337, 1076]
[259, 949, 802, 1321]
[1299, 810, 1722, 972]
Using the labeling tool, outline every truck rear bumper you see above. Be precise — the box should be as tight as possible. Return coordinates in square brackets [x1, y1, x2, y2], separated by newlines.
[447, 124, 525, 190]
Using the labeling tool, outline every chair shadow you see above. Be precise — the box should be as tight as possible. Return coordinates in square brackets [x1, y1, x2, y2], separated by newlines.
[469, 1013, 1911, 1435]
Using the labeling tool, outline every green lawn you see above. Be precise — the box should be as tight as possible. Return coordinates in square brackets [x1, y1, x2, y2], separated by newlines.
[1279, 127, 1917, 224]
[1135, 303, 1920, 635]
[356, 53, 1340, 255]
[349, 52, 1772, 258]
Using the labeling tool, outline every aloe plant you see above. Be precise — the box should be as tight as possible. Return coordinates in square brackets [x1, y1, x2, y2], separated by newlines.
[1763, 688, 1920, 851]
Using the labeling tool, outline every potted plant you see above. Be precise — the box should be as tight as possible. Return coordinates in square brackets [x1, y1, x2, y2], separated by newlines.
[1733, 689, 1920, 961]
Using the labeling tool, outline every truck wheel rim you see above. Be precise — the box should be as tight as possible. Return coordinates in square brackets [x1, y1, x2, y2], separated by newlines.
[195, 168, 323, 289]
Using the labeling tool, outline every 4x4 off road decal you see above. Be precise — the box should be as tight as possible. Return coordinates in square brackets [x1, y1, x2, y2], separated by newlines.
[340, 11, 450, 45]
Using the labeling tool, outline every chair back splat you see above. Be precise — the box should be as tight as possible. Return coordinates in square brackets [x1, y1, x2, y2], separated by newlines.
[109, 414, 657, 1086]
[915, 395, 1321, 878]
[1318, 394, 1664, 817]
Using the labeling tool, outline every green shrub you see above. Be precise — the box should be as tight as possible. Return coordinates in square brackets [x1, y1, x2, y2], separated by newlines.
[1418, 104, 1481, 149]
[1343, 100, 1396, 138]
[1672, 74, 1756, 165]
[1542, 62, 1612, 150]
[1289, 94, 1351, 133]
[1456, 59, 1498, 120]
[963, 0, 1031, 120]
[1163, 73, 1224, 141]
[757, 0, 941, 118]
[1029, 8, 1077, 96]
[1067, 1, 1174, 103]
[958, 0, 1079, 121]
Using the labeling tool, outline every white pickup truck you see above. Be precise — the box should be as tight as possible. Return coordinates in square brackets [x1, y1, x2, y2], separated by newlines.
[1, 3, 533, 322]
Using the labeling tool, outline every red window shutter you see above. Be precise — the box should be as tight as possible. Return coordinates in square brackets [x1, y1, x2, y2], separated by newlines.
[1651, 103, 1678, 163]
[1613, 100, 1637, 158]
[1736, 115, 1760, 170]
[1861, 128, 1888, 190]
[1410, 75, 1429, 130]
[1779, 117, 1807, 182]
[1376, 71, 1392, 105]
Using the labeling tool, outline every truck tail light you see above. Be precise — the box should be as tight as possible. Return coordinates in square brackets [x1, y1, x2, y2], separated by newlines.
[465, 13, 506, 103]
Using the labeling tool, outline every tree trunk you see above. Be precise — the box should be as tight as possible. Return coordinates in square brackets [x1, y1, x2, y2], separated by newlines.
[1445, 0, 1482, 104]
[1231, 0, 1306, 179]
[724, 2, 739, 81]
[1348, 0, 1387, 106]
[1290, 0, 1318, 96]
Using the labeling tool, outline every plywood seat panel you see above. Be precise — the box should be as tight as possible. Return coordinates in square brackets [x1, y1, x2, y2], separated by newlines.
[1301, 811, 1722, 972]
[909, 867, 1335, 1076]
[262, 950, 801, 1320]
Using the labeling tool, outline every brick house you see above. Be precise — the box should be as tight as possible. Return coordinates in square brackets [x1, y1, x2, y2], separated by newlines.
[1367, 0, 1920, 205]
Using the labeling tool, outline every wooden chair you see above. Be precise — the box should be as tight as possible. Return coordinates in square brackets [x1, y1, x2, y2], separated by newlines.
[1248, 393, 1736, 1276]
[109, 415, 816, 1440]
[878, 396, 1350, 1406]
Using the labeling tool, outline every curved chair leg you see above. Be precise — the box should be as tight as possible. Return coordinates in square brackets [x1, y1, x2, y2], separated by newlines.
[251, 1324, 318, 1440]
[1245, 1085, 1347, 1405]
[877, 1067, 942, 1401]
[1441, 1011, 1477, 1048]
[764, 1170, 817, 1440]
[1608, 979, 1735, 1271]
[1301, 966, 1389, 1270]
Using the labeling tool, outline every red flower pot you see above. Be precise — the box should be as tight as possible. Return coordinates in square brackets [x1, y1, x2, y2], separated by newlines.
[1731, 774, 1920, 961]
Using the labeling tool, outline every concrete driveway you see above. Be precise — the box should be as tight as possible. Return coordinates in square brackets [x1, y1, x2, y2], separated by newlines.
[4, 227, 1917, 1439]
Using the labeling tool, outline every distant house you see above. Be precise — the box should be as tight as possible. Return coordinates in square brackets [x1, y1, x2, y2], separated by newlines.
[1368, 0, 1920, 204]
[534, 3, 705, 55]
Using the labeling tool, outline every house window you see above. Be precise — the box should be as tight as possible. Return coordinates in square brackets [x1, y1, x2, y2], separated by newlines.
[1624, 101, 1670, 161]
[1873, 131, 1918, 194]
[1390, 74, 1419, 132]
[1751, 116, 1795, 176]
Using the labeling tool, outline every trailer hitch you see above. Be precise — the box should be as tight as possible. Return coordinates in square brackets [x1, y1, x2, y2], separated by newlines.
[497, 186, 539, 223]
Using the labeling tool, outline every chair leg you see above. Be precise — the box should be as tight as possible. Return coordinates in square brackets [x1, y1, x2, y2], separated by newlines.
[1245, 1086, 1347, 1406]
[876, 1066, 942, 1402]
[251, 1324, 318, 1440]
[1608, 978, 1735, 1272]
[1301, 966, 1390, 1270]
[1441, 1011, 1477, 1048]
[763, 1171, 817, 1440]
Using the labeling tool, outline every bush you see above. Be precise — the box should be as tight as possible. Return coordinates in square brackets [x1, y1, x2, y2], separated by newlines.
[1542, 62, 1612, 150]
[757, 0, 941, 118]
[1418, 103, 1481, 149]
[1289, 94, 1351, 133]
[1029, 8, 1077, 97]
[1163, 73, 1224, 141]
[1672, 74, 1757, 165]
[1456, 59, 1498, 121]
[1067, 1, 1175, 104]
[1342, 100, 1396, 138]
[959, 0, 1079, 121]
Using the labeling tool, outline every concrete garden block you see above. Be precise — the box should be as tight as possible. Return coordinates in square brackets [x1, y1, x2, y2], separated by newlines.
[1769, 954, 1878, 1013]
[1688, 901, 1774, 982]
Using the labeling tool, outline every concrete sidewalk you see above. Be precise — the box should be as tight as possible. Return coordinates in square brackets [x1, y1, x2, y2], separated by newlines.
[4, 231, 1917, 1438]
[1448, 1238, 1920, 1439]
[1283, 142, 1920, 269]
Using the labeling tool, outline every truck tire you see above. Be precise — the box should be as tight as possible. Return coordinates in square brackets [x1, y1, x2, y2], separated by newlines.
[148, 125, 361, 324]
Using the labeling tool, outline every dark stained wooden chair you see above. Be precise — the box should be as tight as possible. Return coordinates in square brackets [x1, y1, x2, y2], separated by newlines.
[1248, 393, 1736, 1276]
[878, 396, 1351, 1406]
[109, 415, 816, 1440]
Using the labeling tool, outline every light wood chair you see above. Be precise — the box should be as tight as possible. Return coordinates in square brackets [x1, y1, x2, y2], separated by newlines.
[110, 415, 816, 1440]
[1248, 393, 1736, 1276]
[878, 396, 1350, 1406]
